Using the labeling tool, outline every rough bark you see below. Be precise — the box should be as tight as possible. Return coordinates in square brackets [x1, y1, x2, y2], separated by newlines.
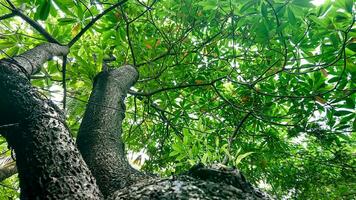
[0, 44, 102, 199]
[10, 43, 68, 75]
[76, 66, 149, 197]
[108, 164, 271, 199]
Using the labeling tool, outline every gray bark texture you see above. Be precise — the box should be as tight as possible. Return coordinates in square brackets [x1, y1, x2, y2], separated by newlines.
[76, 65, 150, 197]
[0, 43, 272, 199]
[0, 44, 102, 199]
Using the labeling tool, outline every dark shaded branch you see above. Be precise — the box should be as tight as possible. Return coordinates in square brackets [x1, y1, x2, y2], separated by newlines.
[128, 0, 157, 24]
[4, 0, 15, 9]
[222, 111, 252, 165]
[76, 65, 149, 197]
[231, 111, 252, 143]
[147, 98, 183, 138]
[0, 12, 15, 21]
[129, 77, 224, 97]
[62, 55, 68, 110]
[120, 6, 136, 66]
[266, 0, 288, 69]
[68, 0, 128, 47]
[1, 0, 57, 43]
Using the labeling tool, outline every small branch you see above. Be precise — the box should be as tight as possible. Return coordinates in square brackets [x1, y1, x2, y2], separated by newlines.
[149, 100, 183, 139]
[128, 0, 157, 24]
[266, 0, 288, 67]
[129, 77, 224, 97]
[120, 6, 136, 66]
[78, 0, 94, 19]
[11, 10, 59, 44]
[62, 55, 67, 110]
[231, 112, 252, 142]
[4, 0, 15, 9]
[0, 12, 15, 21]
[0, 123, 19, 130]
[68, 0, 128, 47]
[222, 111, 252, 165]
[1, 0, 57, 43]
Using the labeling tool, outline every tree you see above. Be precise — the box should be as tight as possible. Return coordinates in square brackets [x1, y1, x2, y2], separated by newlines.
[0, 0, 355, 199]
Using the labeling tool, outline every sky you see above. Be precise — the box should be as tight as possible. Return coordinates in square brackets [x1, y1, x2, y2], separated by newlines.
[311, 0, 326, 6]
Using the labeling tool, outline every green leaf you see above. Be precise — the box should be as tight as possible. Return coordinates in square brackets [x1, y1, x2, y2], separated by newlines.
[36, 0, 52, 20]
[57, 17, 77, 25]
[53, 0, 74, 15]
[240, 0, 258, 13]
[309, 15, 328, 27]
[345, 98, 355, 109]
[0, 41, 14, 48]
[292, 0, 312, 7]
[6, 46, 19, 56]
[344, 0, 353, 13]
[346, 43, 356, 52]
[202, 153, 209, 164]
[261, 3, 268, 18]
[197, 0, 217, 10]
[334, 110, 353, 116]
[317, 0, 332, 16]
[287, 7, 297, 25]
[169, 150, 180, 157]
[235, 152, 254, 166]
[255, 21, 269, 43]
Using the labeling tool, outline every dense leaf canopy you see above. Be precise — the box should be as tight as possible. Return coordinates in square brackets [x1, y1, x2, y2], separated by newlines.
[0, 0, 355, 199]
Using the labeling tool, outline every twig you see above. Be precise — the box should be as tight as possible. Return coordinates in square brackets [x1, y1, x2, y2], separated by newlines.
[10, 9, 59, 43]
[0, 123, 19, 130]
[62, 55, 67, 110]
[129, 77, 224, 97]
[222, 111, 252, 165]
[120, 6, 136, 66]
[0, 12, 15, 21]
[68, 0, 128, 47]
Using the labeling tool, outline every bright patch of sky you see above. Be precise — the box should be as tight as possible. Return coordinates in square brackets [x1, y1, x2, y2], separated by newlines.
[127, 149, 149, 170]
[311, 0, 326, 6]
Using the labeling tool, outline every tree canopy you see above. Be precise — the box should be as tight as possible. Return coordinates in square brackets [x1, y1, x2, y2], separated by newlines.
[0, 0, 355, 199]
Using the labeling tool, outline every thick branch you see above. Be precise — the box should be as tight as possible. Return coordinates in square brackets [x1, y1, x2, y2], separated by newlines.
[1, 43, 68, 76]
[0, 45, 101, 199]
[77, 65, 148, 197]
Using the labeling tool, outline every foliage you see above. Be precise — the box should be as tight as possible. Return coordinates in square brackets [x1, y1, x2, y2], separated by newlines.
[0, 0, 355, 199]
